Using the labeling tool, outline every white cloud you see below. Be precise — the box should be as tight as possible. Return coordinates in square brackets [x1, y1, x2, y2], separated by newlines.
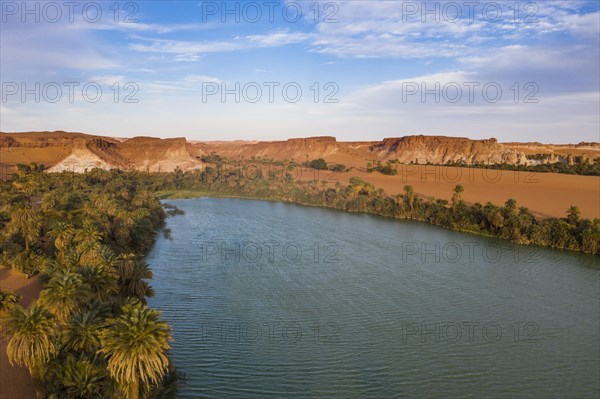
[245, 30, 311, 46]
[129, 37, 243, 56]
[89, 75, 127, 85]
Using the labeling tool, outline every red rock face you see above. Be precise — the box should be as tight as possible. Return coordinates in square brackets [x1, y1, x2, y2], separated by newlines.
[0, 132, 202, 172]
[1, 131, 597, 172]
[371, 136, 528, 165]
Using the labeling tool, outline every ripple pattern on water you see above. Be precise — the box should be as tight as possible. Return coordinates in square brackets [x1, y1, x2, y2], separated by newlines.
[148, 198, 600, 399]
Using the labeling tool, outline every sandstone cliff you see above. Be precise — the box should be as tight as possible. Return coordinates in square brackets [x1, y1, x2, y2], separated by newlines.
[371, 136, 530, 165]
[2, 131, 597, 173]
[0, 131, 202, 173]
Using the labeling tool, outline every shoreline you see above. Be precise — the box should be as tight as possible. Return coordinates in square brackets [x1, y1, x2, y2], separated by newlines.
[156, 190, 600, 257]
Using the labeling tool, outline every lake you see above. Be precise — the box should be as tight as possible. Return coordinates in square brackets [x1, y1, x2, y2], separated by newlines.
[148, 198, 600, 398]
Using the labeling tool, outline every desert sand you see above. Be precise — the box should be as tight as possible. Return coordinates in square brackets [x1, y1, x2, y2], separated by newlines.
[192, 138, 600, 219]
[327, 167, 599, 220]
[0, 267, 41, 399]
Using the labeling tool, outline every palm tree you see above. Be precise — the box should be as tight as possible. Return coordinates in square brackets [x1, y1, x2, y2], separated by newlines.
[55, 355, 110, 399]
[78, 264, 118, 303]
[504, 198, 518, 215]
[133, 190, 155, 208]
[116, 253, 137, 279]
[63, 307, 104, 354]
[117, 255, 154, 301]
[91, 194, 117, 216]
[99, 300, 172, 399]
[114, 211, 136, 247]
[403, 185, 415, 216]
[48, 222, 75, 260]
[38, 270, 89, 323]
[451, 184, 464, 211]
[73, 244, 118, 271]
[395, 194, 406, 217]
[567, 206, 581, 225]
[41, 191, 59, 212]
[0, 289, 21, 312]
[4, 304, 57, 375]
[75, 222, 104, 253]
[12, 179, 39, 202]
[8, 202, 40, 253]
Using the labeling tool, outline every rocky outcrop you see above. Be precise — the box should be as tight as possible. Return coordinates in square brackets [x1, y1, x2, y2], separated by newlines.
[118, 137, 201, 172]
[1, 132, 202, 173]
[370, 136, 530, 165]
[193, 136, 341, 161]
[47, 139, 115, 172]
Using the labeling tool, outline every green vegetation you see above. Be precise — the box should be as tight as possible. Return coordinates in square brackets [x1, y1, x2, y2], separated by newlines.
[0, 159, 597, 397]
[329, 163, 347, 172]
[439, 158, 600, 176]
[0, 289, 20, 312]
[302, 158, 346, 172]
[365, 157, 600, 176]
[144, 160, 599, 255]
[199, 154, 223, 164]
[305, 158, 328, 170]
[367, 161, 398, 175]
[0, 167, 176, 399]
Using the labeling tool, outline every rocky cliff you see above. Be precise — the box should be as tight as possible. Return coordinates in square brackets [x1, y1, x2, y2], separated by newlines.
[2, 131, 597, 173]
[0, 131, 202, 173]
[371, 136, 530, 165]
[190, 136, 343, 162]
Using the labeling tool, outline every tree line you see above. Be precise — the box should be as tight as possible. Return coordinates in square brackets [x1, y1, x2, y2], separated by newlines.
[150, 161, 600, 255]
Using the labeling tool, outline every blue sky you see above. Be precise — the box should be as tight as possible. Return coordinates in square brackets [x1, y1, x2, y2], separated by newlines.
[1, 0, 599, 143]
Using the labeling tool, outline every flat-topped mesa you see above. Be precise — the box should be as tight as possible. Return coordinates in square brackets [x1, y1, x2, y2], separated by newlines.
[217, 136, 342, 160]
[372, 135, 528, 165]
[286, 136, 337, 147]
[121, 136, 189, 156]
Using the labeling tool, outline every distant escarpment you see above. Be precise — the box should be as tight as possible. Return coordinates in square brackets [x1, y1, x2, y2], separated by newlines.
[191, 136, 341, 162]
[371, 136, 529, 165]
[2, 131, 598, 174]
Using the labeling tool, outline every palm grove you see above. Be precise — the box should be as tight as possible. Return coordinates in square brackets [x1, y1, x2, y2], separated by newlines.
[159, 158, 599, 254]
[1, 166, 174, 399]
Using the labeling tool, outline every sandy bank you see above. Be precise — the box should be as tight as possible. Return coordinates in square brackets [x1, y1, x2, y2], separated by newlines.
[0, 267, 42, 399]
